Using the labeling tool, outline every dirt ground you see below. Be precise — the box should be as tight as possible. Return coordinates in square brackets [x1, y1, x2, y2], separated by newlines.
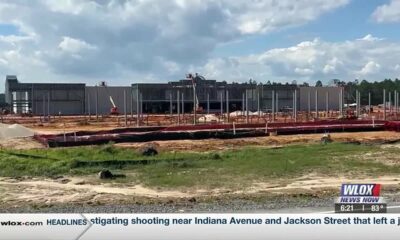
[0, 131, 398, 151]
[1, 131, 400, 209]
[0, 137, 44, 150]
[116, 131, 400, 152]
[0, 131, 399, 210]
[0, 131, 399, 151]
[1, 174, 400, 209]
[4, 109, 394, 134]
[1, 114, 400, 210]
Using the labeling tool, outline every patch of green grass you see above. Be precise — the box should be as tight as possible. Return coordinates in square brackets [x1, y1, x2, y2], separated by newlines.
[134, 143, 400, 189]
[0, 144, 206, 177]
[1, 143, 400, 189]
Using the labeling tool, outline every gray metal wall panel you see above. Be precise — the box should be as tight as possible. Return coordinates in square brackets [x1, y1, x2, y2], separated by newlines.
[33, 100, 84, 115]
[32, 89, 85, 115]
[299, 87, 341, 111]
[85, 86, 133, 115]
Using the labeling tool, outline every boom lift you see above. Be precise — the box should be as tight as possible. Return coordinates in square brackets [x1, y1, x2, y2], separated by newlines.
[99, 81, 119, 115]
[109, 96, 119, 115]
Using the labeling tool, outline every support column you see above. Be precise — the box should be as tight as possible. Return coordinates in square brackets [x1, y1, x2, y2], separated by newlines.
[242, 92, 245, 114]
[47, 91, 50, 118]
[42, 95, 45, 120]
[124, 89, 127, 126]
[294, 89, 297, 122]
[257, 88, 260, 117]
[226, 90, 230, 123]
[341, 88, 344, 116]
[207, 92, 210, 114]
[169, 92, 172, 117]
[246, 90, 249, 123]
[220, 91, 223, 122]
[140, 92, 143, 124]
[181, 92, 184, 117]
[383, 89, 386, 120]
[136, 89, 140, 127]
[177, 90, 180, 125]
[292, 91, 295, 119]
[272, 90, 275, 122]
[95, 86, 99, 121]
[339, 90, 342, 117]
[359, 90, 361, 117]
[368, 92, 371, 116]
[396, 90, 399, 120]
[308, 90, 311, 118]
[356, 90, 359, 117]
[31, 85, 34, 114]
[396, 91, 399, 119]
[193, 88, 196, 125]
[325, 91, 329, 117]
[315, 90, 318, 119]
[88, 93, 91, 119]
[276, 92, 279, 119]
[130, 93, 133, 119]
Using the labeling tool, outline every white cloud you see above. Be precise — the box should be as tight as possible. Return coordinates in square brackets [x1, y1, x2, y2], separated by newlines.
[228, 0, 350, 34]
[0, 35, 35, 45]
[323, 64, 335, 74]
[295, 67, 314, 75]
[160, 59, 181, 75]
[372, 0, 400, 23]
[0, 58, 7, 66]
[357, 34, 384, 42]
[197, 34, 400, 82]
[58, 36, 97, 54]
[358, 61, 381, 76]
[322, 57, 343, 74]
[42, 0, 94, 15]
[0, 0, 349, 86]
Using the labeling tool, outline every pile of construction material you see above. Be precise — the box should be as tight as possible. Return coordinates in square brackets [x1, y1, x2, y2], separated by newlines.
[0, 123, 34, 139]
[229, 111, 265, 117]
[251, 111, 265, 116]
[229, 111, 245, 117]
[198, 114, 219, 123]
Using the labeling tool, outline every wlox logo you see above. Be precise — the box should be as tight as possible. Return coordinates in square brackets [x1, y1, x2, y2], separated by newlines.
[338, 184, 382, 204]
[341, 184, 381, 197]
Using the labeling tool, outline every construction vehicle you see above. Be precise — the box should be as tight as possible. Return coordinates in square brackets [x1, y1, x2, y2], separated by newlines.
[109, 96, 119, 115]
[1, 108, 10, 115]
[337, 108, 357, 120]
[99, 81, 119, 115]
[186, 73, 204, 113]
[21, 109, 33, 117]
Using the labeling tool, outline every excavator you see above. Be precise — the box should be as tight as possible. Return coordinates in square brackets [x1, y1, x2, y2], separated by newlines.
[186, 73, 204, 113]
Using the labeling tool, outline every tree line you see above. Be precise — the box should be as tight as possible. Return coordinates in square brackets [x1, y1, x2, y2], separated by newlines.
[245, 78, 400, 105]
[332, 79, 400, 105]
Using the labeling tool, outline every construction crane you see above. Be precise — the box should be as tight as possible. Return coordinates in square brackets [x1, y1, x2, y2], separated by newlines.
[186, 73, 204, 113]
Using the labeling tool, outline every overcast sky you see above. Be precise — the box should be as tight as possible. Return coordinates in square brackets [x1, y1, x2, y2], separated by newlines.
[1, 0, 400, 90]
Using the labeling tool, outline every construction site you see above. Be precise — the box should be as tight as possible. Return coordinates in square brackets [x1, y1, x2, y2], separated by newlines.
[1, 74, 400, 213]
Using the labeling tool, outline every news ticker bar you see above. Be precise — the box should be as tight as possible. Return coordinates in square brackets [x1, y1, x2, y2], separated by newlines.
[1, 214, 400, 240]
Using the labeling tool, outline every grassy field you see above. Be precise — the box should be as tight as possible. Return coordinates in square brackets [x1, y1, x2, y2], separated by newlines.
[0, 142, 399, 189]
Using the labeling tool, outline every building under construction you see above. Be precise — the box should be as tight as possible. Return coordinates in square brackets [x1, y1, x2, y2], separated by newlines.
[5, 75, 343, 116]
